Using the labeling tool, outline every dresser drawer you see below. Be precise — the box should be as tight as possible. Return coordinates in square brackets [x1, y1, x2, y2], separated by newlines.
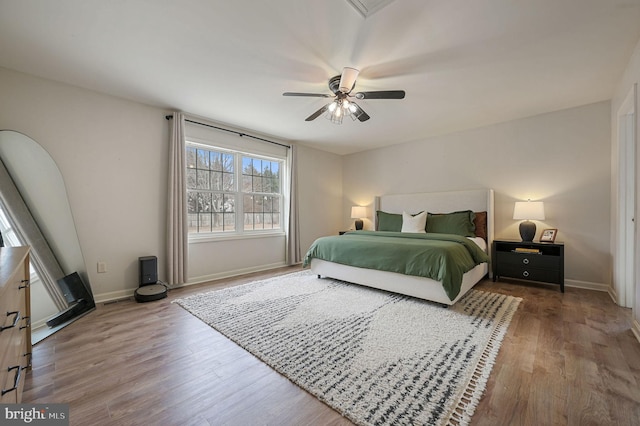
[1, 282, 22, 312]
[0, 310, 23, 351]
[497, 264, 562, 284]
[497, 251, 560, 270]
[0, 315, 27, 367]
[0, 324, 27, 404]
[0, 247, 31, 404]
[0, 363, 26, 403]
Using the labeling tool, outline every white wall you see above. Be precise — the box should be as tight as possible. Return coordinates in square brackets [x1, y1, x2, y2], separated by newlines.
[0, 67, 169, 301]
[0, 67, 343, 301]
[611, 37, 640, 338]
[342, 102, 611, 289]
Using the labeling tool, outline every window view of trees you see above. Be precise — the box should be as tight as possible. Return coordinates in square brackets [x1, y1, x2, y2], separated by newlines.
[186, 144, 282, 235]
[242, 157, 281, 230]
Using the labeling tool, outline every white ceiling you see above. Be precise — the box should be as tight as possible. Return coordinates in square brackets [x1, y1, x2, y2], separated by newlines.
[1, 0, 639, 155]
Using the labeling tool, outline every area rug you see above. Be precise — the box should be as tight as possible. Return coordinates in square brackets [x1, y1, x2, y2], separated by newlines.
[174, 270, 521, 426]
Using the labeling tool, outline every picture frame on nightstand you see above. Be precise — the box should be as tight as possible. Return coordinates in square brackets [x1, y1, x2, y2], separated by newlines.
[540, 228, 558, 242]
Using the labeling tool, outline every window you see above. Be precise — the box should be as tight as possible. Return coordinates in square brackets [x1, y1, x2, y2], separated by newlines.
[242, 157, 281, 231]
[0, 207, 20, 246]
[0, 206, 41, 284]
[186, 143, 284, 237]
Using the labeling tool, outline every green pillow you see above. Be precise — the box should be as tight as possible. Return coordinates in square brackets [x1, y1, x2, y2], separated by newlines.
[376, 210, 403, 232]
[426, 210, 476, 237]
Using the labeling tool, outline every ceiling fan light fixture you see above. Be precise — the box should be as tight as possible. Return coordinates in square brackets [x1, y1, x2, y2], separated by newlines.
[325, 98, 362, 124]
[329, 107, 344, 124]
[284, 65, 404, 123]
[339, 67, 359, 93]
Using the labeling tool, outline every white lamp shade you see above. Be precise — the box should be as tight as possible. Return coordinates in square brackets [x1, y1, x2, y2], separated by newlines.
[339, 67, 360, 93]
[513, 201, 545, 220]
[351, 206, 367, 219]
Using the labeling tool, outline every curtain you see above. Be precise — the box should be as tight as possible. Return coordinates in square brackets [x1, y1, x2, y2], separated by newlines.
[167, 112, 188, 285]
[0, 159, 67, 310]
[286, 144, 301, 264]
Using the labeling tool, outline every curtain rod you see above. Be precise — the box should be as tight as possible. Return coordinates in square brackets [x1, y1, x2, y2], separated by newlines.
[165, 115, 290, 149]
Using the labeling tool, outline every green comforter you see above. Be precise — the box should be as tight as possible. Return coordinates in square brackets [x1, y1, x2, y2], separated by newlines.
[303, 231, 489, 301]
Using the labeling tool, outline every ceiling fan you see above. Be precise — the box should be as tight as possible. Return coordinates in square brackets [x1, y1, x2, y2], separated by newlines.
[283, 67, 405, 124]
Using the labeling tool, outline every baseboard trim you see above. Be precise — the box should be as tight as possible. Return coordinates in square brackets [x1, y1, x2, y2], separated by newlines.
[94, 288, 136, 304]
[93, 262, 290, 304]
[608, 286, 620, 305]
[565, 279, 609, 292]
[31, 318, 48, 331]
[182, 262, 289, 287]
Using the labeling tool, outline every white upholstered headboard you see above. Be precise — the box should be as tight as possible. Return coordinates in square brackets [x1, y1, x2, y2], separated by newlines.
[374, 188, 495, 256]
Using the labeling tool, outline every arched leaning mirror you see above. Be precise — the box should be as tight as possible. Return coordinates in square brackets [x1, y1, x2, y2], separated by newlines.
[0, 130, 93, 343]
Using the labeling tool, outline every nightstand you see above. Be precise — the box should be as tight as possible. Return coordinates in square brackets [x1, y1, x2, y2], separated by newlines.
[492, 240, 564, 292]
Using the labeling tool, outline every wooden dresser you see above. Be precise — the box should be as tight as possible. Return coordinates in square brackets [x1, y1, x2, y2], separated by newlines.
[0, 246, 31, 403]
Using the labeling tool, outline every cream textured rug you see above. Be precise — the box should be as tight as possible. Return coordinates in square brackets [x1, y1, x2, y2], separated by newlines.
[174, 270, 521, 426]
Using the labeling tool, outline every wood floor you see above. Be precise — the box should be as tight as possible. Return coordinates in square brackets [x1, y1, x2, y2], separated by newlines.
[23, 266, 640, 426]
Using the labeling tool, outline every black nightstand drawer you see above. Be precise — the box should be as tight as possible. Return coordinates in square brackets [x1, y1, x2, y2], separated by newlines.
[497, 252, 560, 270]
[497, 264, 561, 284]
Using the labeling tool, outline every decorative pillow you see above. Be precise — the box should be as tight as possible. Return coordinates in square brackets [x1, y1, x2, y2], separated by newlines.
[401, 211, 427, 233]
[376, 210, 403, 232]
[426, 210, 476, 237]
[473, 211, 487, 241]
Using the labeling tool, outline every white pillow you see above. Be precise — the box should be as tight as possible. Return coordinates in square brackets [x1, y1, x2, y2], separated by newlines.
[401, 211, 427, 233]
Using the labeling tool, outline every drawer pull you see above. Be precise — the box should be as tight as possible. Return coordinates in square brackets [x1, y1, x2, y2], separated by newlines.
[523, 271, 530, 278]
[0, 311, 20, 332]
[19, 316, 31, 330]
[24, 352, 33, 368]
[19, 279, 30, 289]
[522, 258, 530, 265]
[1, 365, 22, 396]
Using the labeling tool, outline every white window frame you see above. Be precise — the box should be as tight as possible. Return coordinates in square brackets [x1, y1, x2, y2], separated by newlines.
[186, 140, 286, 242]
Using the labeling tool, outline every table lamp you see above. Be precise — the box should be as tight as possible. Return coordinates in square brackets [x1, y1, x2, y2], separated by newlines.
[351, 206, 366, 230]
[513, 200, 545, 242]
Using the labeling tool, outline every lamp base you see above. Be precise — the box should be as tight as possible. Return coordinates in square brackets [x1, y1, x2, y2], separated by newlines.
[519, 220, 536, 242]
[354, 219, 363, 230]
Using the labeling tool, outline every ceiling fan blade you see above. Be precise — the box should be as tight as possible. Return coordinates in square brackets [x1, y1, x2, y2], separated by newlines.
[283, 92, 332, 98]
[305, 104, 329, 121]
[339, 67, 360, 93]
[354, 90, 405, 100]
[352, 103, 370, 122]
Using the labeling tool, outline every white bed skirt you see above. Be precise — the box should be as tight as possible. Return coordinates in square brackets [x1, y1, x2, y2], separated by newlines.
[310, 258, 489, 306]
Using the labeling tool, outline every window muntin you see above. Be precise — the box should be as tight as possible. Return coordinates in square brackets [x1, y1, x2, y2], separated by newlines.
[186, 144, 283, 237]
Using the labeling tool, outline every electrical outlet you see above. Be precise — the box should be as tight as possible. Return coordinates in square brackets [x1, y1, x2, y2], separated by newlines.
[97, 261, 107, 273]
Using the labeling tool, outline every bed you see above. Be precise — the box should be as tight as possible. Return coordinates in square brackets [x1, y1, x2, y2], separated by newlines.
[304, 189, 494, 306]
